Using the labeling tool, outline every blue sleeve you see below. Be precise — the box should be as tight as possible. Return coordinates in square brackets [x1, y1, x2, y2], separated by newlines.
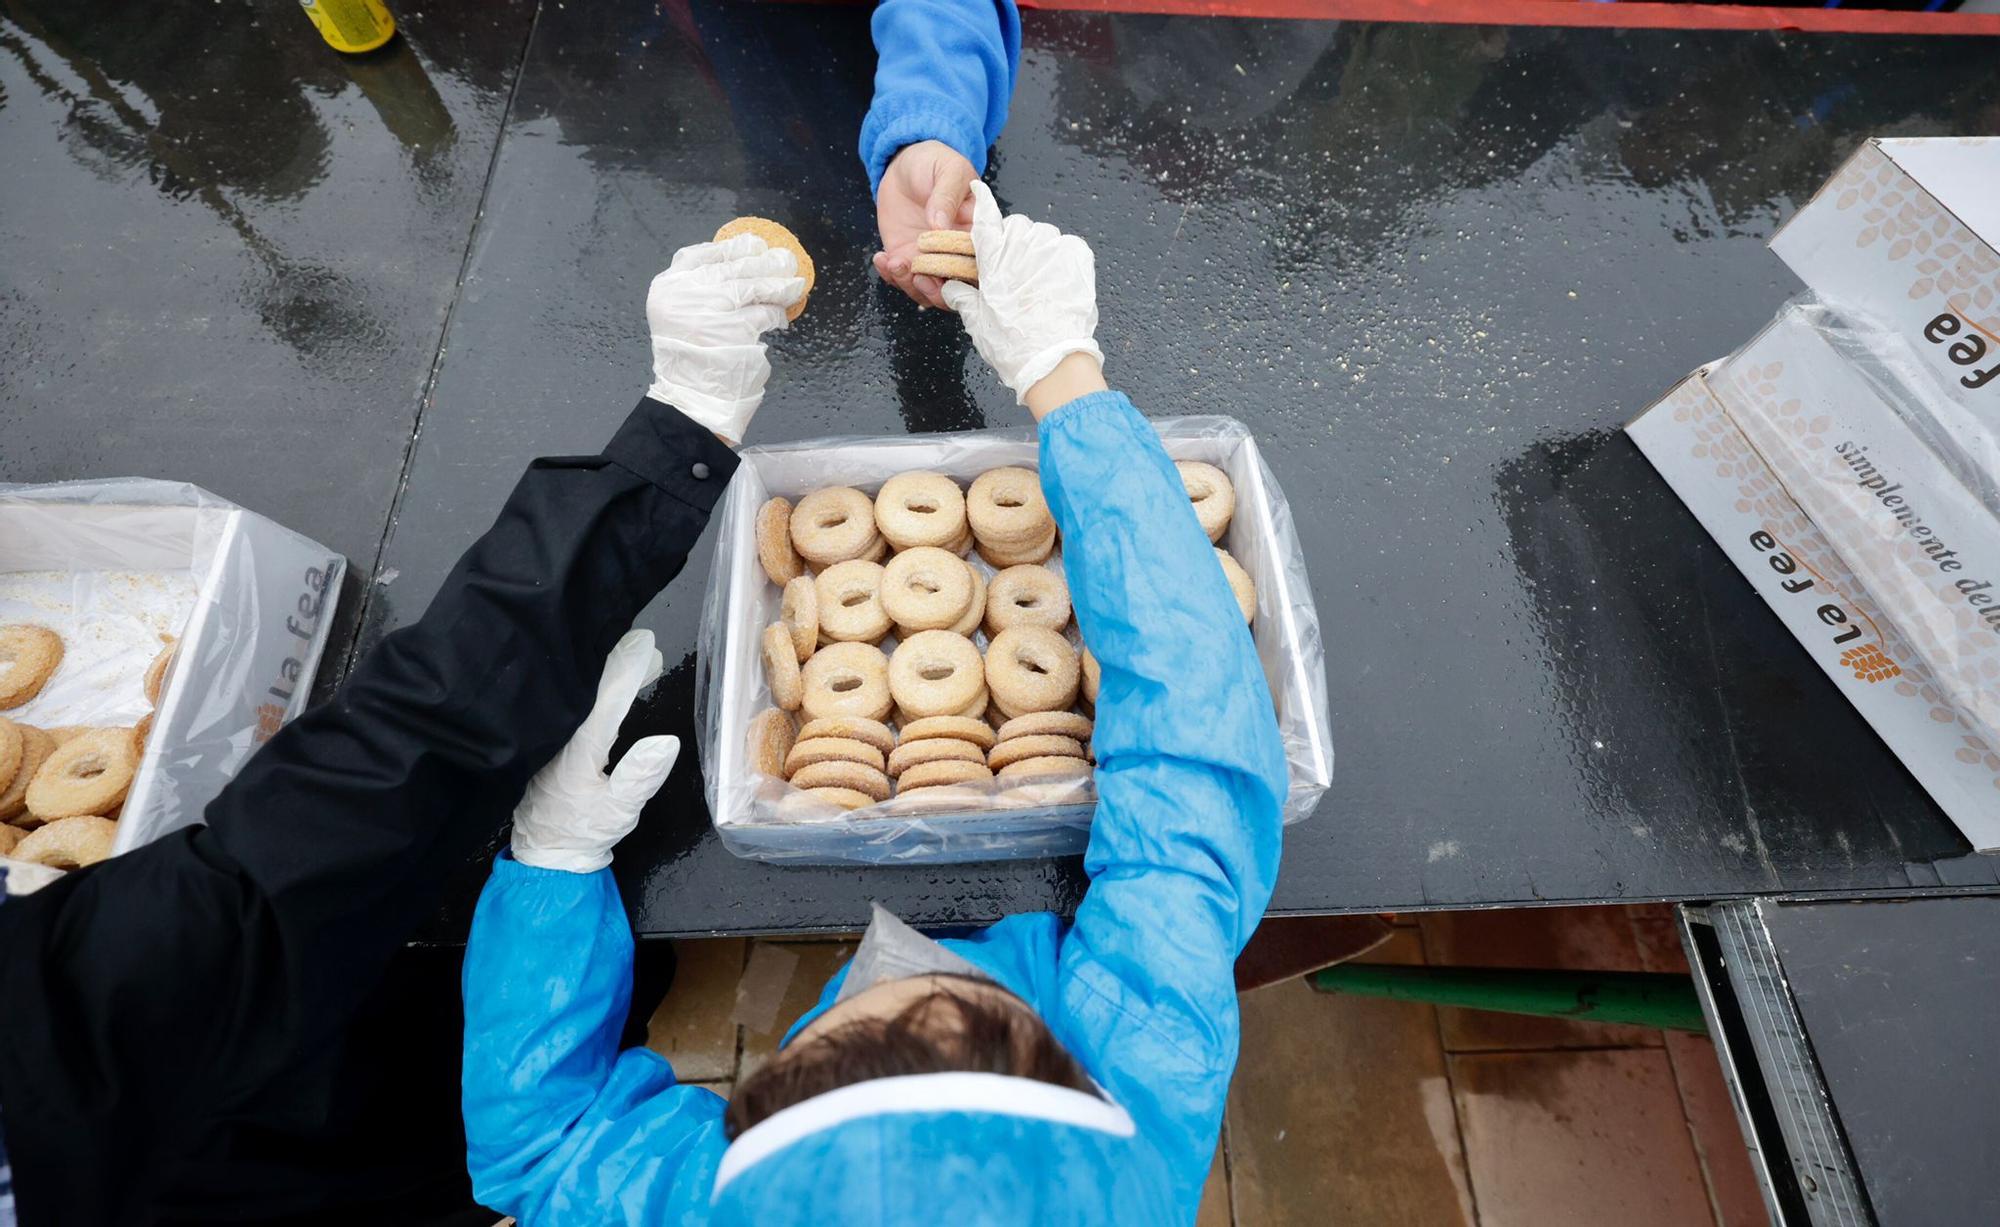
[861, 0, 1021, 195]
[1040, 393, 1288, 1215]
[461, 855, 728, 1226]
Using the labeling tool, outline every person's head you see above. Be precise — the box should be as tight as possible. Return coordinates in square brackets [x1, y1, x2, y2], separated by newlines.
[724, 973, 1093, 1139]
[709, 972, 1166, 1223]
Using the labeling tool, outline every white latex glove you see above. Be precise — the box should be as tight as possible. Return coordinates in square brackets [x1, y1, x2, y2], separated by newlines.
[511, 629, 682, 874]
[941, 182, 1105, 404]
[645, 234, 807, 445]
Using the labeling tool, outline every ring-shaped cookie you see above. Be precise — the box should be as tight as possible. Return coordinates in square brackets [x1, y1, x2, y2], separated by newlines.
[888, 630, 985, 721]
[880, 548, 974, 633]
[995, 711, 1093, 745]
[948, 566, 986, 637]
[756, 498, 805, 586]
[0, 719, 21, 798]
[1177, 461, 1235, 543]
[800, 642, 893, 722]
[967, 467, 1054, 549]
[747, 708, 797, 778]
[875, 472, 968, 551]
[887, 737, 987, 777]
[143, 639, 177, 706]
[975, 527, 1057, 569]
[0, 725, 56, 822]
[781, 576, 819, 660]
[797, 786, 875, 812]
[814, 560, 891, 644]
[987, 734, 1086, 771]
[790, 759, 891, 801]
[985, 626, 1079, 718]
[1080, 648, 1101, 705]
[791, 487, 879, 566]
[897, 759, 993, 792]
[984, 565, 1070, 636]
[762, 624, 803, 711]
[896, 715, 997, 751]
[25, 728, 137, 821]
[784, 735, 887, 776]
[996, 756, 1093, 784]
[1215, 548, 1256, 624]
[797, 715, 895, 755]
[0, 625, 63, 710]
[12, 814, 118, 869]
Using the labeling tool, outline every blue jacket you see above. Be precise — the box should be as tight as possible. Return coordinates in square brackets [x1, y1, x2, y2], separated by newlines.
[860, 0, 1020, 195]
[461, 392, 1288, 1224]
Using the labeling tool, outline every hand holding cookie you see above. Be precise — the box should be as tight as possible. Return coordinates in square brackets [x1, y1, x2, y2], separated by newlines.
[644, 224, 811, 445]
[874, 139, 978, 310]
[942, 182, 1105, 406]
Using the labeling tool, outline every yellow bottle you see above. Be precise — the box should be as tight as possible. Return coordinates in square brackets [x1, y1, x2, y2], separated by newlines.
[298, 0, 396, 54]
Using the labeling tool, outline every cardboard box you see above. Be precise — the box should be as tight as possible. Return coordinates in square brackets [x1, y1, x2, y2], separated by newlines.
[1771, 137, 2000, 409]
[0, 479, 343, 872]
[1627, 137, 2000, 853]
[1707, 307, 2000, 751]
[695, 417, 1335, 866]
[1627, 373, 2000, 851]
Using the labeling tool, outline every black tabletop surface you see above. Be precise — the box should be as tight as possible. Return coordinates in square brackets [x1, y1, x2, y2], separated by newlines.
[1761, 896, 2000, 1225]
[0, 0, 536, 654]
[6, 2, 1999, 938]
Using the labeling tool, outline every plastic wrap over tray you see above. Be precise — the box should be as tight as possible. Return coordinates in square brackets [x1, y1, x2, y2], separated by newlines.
[0, 478, 344, 868]
[695, 415, 1332, 865]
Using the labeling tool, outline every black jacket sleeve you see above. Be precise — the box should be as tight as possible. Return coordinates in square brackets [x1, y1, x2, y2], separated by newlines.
[0, 398, 739, 1227]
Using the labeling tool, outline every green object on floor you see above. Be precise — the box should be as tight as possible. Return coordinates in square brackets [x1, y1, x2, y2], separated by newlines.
[1309, 964, 1708, 1034]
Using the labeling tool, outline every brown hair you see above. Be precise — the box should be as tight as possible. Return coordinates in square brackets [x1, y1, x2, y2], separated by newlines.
[724, 975, 1097, 1140]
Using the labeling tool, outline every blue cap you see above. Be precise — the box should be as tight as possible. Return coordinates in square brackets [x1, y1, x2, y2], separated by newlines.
[707, 1072, 1175, 1225]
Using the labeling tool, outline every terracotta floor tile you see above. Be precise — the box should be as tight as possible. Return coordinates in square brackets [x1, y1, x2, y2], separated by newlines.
[1419, 907, 1664, 1051]
[644, 938, 746, 1083]
[1196, 1134, 1231, 1227]
[734, 939, 856, 1079]
[1666, 1032, 1770, 1227]
[1235, 914, 1393, 991]
[1627, 905, 1693, 975]
[1227, 929, 1476, 1226]
[687, 1079, 735, 1100]
[1452, 1048, 1711, 1227]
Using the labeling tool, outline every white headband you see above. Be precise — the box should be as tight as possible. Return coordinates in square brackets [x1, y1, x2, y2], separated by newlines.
[712, 1071, 1136, 1198]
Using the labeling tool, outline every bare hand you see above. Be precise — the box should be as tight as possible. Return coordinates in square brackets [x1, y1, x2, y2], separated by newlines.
[873, 140, 977, 310]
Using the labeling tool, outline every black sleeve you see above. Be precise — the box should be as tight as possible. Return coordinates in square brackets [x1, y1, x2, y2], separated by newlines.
[0, 398, 739, 1227]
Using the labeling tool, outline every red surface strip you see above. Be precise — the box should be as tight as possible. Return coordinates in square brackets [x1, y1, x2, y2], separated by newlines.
[1015, 0, 2000, 36]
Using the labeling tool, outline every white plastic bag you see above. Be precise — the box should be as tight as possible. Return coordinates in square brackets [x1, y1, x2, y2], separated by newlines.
[695, 416, 1333, 865]
[0, 478, 344, 868]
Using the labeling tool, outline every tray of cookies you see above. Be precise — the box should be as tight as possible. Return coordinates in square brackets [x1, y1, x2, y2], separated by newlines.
[695, 415, 1331, 865]
[0, 478, 343, 889]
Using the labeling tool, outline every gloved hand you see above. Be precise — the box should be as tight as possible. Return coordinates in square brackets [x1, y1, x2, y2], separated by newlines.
[645, 234, 807, 445]
[873, 139, 978, 310]
[941, 182, 1105, 404]
[510, 629, 681, 874]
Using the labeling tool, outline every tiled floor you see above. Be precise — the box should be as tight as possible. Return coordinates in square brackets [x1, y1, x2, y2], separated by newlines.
[642, 905, 1767, 1226]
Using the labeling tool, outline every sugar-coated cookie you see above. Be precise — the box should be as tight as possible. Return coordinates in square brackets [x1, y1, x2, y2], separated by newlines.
[713, 216, 815, 321]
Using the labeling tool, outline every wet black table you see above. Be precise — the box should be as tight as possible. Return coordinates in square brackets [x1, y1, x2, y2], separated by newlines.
[6, 3, 1998, 938]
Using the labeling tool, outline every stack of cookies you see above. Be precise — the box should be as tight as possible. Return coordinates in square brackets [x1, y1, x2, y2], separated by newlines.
[744, 454, 1258, 816]
[911, 229, 977, 287]
[887, 716, 995, 798]
[748, 710, 898, 813]
[988, 712, 1094, 786]
[0, 625, 175, 870]
[968, 467, 1056, 567]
